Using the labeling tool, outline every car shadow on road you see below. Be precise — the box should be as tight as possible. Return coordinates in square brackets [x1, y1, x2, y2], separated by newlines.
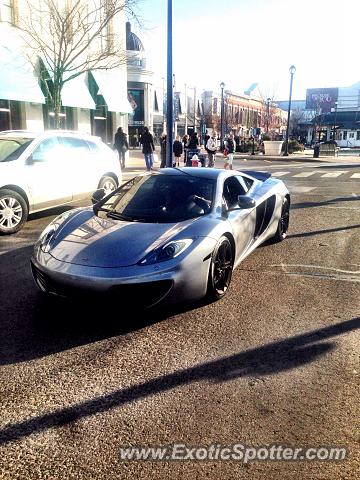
[0, 316, 359, 445]
[0, 245, 209, 366]
[291, 195, 360, 211]
[287, 223, 360, 239]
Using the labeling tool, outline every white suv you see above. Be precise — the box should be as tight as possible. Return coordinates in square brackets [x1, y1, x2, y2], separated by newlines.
[0, 130, 122, 234]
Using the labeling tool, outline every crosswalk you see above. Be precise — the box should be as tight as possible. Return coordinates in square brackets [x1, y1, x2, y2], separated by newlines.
[270, 170, 360, 179]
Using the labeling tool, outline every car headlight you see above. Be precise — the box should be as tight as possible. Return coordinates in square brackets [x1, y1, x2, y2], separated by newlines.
[139, 239, 193, 265]
[37, 210, 75, 252]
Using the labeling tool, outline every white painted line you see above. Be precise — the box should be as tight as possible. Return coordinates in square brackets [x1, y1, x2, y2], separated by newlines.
[292, 171, 317, 178]
[289, 186, 316, 193]
[321, 171, 346, 178]
[272, 171, 290, 177]
[350, 173, 360, 178]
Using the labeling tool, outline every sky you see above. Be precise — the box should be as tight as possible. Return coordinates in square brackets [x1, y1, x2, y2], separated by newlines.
[131, 0, 360, 100]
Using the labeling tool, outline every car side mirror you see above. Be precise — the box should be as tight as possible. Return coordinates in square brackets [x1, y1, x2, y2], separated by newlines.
[237, 195, 256, 209]
[91, 188, 106, 204]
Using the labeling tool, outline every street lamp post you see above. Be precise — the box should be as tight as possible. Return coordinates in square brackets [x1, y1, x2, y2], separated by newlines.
[266, 97, 271, 133]
[332, 101, 338, 141]
[283, 65, 296, 157]
[165, 0, 173, 167]
[220, 82, 225, 150]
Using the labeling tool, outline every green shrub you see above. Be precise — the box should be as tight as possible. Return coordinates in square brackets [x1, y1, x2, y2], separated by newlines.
[281, 139, 304, 154]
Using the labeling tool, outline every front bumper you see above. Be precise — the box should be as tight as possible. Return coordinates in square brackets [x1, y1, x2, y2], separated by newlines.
[30, 236, 217, 307]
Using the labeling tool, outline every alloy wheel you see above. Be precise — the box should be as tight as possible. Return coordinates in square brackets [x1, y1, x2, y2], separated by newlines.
[213, 239, 233, 296]
[0, 197, 23, 230]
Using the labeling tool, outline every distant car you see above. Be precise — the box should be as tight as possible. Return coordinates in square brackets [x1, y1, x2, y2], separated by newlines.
[31, 168, 290, 308]
[0, 130, 121, 234]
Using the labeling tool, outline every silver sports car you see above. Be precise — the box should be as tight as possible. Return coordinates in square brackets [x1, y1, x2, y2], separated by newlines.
[31, 168, 290, 307]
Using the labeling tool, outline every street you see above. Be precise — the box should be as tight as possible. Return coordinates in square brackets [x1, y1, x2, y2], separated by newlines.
[0, 157, 359, 479]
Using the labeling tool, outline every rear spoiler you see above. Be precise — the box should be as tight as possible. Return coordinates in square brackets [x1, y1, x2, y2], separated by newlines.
[242, 170, 272, 182]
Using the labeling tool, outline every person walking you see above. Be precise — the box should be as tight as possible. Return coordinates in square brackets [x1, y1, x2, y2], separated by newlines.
[173, 136, 183, 166]
[186, 132, 199, 166]
[159, 132, 167, 168]
[224, 133, 235, 170]
[139, 127, 155, 171]
[114, 127, 129, 169]
[206, 131, 217, 167]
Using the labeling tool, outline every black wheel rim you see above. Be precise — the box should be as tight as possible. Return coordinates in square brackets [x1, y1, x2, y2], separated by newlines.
[213, 241, 233, 295]
[279, 202, 290, 237]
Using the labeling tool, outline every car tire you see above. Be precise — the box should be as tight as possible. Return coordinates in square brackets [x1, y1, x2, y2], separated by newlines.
[272, 197, 290, 243]
[0, 189, 28, 235]
[99, 176, 118, 196]
[207, 236, 234, 301]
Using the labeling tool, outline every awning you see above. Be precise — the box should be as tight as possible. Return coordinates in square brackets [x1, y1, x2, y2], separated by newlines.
[62, 73, 96, 110]
[92, 70, 133, 113]
[0, 46, 45, 104]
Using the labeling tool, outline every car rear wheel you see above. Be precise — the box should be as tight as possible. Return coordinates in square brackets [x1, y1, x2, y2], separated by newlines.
[99, 176, 118, 196]
[272, 198, 290, 243]
[0, 189, 28, 235]
[207, 236, 234, 300]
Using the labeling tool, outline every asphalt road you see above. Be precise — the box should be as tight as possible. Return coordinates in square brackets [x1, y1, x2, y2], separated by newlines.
[0, 159, 359, 479]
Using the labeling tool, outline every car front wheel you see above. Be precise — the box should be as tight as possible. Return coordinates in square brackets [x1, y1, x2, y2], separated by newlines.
[99, 176, 118, 196]
[0, 189, 28, 235]
[207, 236, 234, 301]
[272, 197, 290, 243]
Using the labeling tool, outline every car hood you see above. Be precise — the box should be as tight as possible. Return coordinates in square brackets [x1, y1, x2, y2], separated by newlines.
[48, 212, 205, 267]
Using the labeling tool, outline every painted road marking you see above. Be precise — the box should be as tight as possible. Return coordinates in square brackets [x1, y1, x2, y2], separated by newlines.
[321, 171, 346, 178]
[272, 171, 290, 177]
[350, 173, 360, 178]
[292, 171, 317, 178]
[289, 186, 316, 193]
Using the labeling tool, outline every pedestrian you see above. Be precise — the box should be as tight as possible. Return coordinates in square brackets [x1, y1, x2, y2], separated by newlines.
[159, 132, 167, 168]
[113, 127, 129, 169]
[139, 126, 155, 171]
[206, 131, 217, 167]
[204, 130, 210, 151]
[186, 132, 199, 166]
[173, 135, 183, 166]
[224, 133, 235, 170]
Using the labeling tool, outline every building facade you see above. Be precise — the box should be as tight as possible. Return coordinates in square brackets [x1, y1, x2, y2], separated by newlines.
[0, 0, 131, 145]
[202, 90, 287, 139]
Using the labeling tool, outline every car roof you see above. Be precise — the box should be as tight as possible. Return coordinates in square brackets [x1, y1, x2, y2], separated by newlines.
[0, 130, 102, 142]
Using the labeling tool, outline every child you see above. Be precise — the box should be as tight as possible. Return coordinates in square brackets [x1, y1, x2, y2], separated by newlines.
[173, 135, 183, 167]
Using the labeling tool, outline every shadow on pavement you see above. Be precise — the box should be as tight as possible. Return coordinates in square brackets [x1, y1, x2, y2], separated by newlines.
[1, 316, 359, 445]
[291, 195, 360, 211]
[287, 223, 360, 239]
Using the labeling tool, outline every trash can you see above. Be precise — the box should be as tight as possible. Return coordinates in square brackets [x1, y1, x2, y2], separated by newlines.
[313, 144, 320, 158]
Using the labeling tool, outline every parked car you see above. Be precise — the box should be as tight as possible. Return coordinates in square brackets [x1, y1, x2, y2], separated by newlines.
[0, 130, 121, 234]
[31, 168, 290, 308]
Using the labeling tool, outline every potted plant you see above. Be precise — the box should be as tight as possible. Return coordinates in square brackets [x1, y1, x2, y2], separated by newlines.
[262, 134, 283, 155]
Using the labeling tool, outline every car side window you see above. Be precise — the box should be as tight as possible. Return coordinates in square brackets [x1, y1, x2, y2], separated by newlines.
[223, 176, 247, 209]
[31, 137, 60, 162]
[59, 137, 90, 157]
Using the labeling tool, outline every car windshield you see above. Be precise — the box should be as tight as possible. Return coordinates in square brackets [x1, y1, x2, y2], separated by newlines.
[0, 138, 33, 162]
[99, 174, 215, 223]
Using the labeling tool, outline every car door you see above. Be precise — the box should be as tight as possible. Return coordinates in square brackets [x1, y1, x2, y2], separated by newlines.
[25, 136, 73, 210]
[58, 136, 94, 199]
[222, 176, 256, 263]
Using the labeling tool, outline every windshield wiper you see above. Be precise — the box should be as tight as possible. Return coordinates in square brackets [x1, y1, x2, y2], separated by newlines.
[106, 211, 136, 222]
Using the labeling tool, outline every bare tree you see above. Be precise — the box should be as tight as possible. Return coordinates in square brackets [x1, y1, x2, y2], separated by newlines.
[289, 107, 305, 138]
[19, 0, 139, 127]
